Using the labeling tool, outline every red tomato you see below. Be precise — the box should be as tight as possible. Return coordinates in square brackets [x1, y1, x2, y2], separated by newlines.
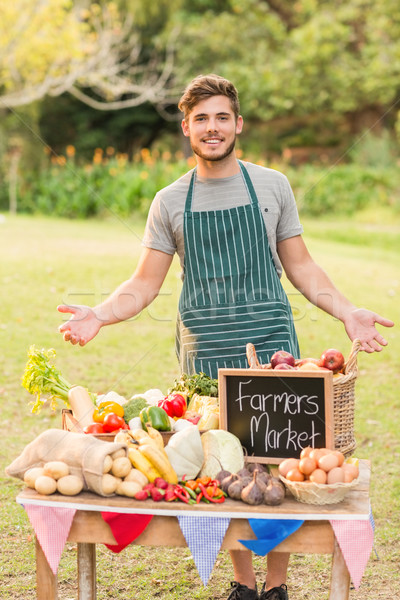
[83, 423, 105, 434]
[103, 412, 126, 433]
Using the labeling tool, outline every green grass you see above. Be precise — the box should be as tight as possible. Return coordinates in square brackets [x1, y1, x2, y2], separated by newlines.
[0, 212, 399, 599]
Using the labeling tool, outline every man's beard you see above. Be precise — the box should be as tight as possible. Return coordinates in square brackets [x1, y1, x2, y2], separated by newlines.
[191, 137, 237, 162]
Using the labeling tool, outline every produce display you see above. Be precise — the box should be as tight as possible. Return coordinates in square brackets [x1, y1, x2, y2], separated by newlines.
[17, 344, 362, 507]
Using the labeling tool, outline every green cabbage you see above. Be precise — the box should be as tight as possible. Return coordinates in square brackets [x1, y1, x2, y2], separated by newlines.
[199, 430, 245, 479]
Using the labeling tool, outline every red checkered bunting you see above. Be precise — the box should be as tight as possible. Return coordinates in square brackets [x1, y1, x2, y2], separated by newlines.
[330, 518, 374, 589]
[24, 505, 76, 575]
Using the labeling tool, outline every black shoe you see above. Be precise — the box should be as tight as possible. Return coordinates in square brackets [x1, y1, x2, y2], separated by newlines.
[227, 581, 259, 600]
[259, 583, 288, 600]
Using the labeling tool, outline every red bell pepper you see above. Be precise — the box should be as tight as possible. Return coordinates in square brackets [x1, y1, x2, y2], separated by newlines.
[158, 393, 186, 418]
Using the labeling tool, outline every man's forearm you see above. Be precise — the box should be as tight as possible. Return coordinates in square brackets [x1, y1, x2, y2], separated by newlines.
[93, 276, 160, 326]
[289, 262, 356, 323]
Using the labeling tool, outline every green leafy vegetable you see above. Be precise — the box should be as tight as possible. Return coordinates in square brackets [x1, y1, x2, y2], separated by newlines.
[122, 397, 149, 423]
[169, 372, 218, 400]
[21, 345, 74, 413]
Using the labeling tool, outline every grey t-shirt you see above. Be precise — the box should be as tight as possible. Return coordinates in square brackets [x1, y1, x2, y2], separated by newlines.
[142, 161, 303, 278]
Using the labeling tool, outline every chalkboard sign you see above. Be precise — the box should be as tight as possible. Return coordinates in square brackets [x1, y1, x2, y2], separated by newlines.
[218, 369, 334, 464]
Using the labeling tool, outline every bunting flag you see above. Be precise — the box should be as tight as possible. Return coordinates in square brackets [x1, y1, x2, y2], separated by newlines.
[24, 504, 76, 575]
[177, 515, 230, 585]
[101, 512, 153, 553]
[329, 518, 374, 590]
[239, 519, 304, 556]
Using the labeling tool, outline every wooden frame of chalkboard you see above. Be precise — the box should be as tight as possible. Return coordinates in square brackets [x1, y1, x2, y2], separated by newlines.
[218, 369, 334, 464]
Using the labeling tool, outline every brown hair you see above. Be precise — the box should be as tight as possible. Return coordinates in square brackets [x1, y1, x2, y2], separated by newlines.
[178, 74, 240, 120]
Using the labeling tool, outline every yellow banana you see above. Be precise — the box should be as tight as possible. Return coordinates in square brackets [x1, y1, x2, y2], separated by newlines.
[127, 446, 161, 483]
[114, 430, 133, 445]
[146, 426, 166, 452]
[129, 428, 153, 445]
[138, 444, 178, 484]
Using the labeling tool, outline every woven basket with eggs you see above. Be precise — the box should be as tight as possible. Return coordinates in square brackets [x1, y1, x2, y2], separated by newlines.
[278, 449, 360, 505]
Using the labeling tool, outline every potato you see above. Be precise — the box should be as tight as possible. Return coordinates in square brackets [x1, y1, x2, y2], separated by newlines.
[124, 468, 148, 487]
[111, 449, 126, 460]
[102, 473, 119, 495]
[57, 475, 84, 496]
[35, 475, 57, 495]
[103, 455, 113, 474]
[24, 467, 45, 489]
[43, 461, 69, 480]
[111, 457, 131, 478]
[116, 480, 142, 497]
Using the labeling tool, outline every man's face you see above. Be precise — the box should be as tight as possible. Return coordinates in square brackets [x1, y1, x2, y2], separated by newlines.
[181, 95, 243, 163]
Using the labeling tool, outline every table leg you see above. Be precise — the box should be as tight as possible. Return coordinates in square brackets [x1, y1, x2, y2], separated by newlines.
[329, 538, 350, 600]
[35, 537, 58, 600]
[77, 542, 97, 600]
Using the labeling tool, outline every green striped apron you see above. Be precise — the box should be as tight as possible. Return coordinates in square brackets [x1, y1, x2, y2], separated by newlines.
[176, 161, 299, 379]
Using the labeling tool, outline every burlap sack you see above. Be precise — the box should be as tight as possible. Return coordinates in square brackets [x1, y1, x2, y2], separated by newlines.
[5, 429, 128, 497]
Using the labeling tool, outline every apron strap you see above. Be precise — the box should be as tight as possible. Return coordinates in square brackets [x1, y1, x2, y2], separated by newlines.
[184, 162, 258, 213]
[239, 161, 259, 207]
[184, 170, 196, 212]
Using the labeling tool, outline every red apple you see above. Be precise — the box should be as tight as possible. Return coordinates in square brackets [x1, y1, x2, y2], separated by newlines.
[297, 357, 321, 367]
[320, 348, 345, 372]
[273, 363, 296, 370]
[270, 350, 295, 369]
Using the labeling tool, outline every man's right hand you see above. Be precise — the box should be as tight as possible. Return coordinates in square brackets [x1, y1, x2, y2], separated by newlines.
[57, 304, 102, 346]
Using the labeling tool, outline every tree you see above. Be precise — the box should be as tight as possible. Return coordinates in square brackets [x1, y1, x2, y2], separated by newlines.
[0, 0, 179, 111]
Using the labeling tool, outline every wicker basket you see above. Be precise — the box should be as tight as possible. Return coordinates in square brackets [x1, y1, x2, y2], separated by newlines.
[279, 475, 359, 505]
[246, 339, 361, 457]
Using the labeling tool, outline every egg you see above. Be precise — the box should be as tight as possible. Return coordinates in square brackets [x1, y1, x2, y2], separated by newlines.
[327, 467, 345, 484]
[286, 467, 305, 482]
[343, 470, 355, 483]
[342, 463, 359, 481]
[332, 450, 345, 466]
[309, 448, 324, 462]
[318, 453, 340, 472]
[300, 446, 313, 459]
[299, 457, 317, 476]
[309, 469, 327, 484]
[278, 458, 300, 478]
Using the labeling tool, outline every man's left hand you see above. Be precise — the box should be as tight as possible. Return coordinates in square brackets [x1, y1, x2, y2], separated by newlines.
[344, 308, 394, 352]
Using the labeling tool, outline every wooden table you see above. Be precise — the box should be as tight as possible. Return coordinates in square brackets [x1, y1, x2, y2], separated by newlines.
[17, 460, 371, 600]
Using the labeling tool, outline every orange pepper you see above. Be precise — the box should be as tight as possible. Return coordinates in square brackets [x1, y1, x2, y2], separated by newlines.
[185, 480, 199, 491]
[196, 476, 211, 486]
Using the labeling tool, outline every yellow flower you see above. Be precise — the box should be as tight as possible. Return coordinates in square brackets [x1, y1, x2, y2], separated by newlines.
[106, 146, 115, 156]
[93, 148, 103, 165]
[66, 145, 75, 158]
[57, 156, 67, 166]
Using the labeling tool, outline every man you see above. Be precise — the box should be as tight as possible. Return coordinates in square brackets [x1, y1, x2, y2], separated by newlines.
[58, 74, 394, 599]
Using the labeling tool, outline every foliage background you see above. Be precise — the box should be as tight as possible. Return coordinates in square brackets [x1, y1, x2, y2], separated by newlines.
[1, 0, 400, 195]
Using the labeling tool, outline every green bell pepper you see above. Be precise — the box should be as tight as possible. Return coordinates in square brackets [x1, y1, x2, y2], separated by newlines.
[140, 406, 171, 431]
